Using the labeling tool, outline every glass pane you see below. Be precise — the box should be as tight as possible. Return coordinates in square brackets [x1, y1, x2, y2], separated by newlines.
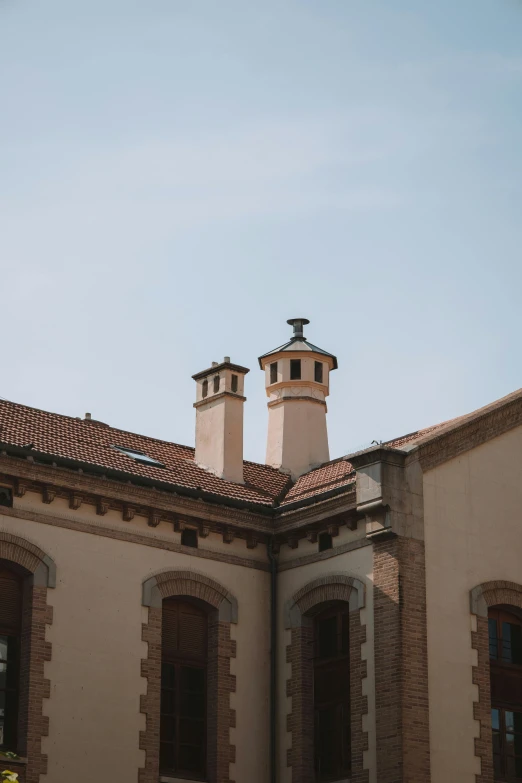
[159, 741, 175, 771]
[316, 707, 335, 777]
[180, 692, 205, 719]
[181, 666, 205, 694]
[317, 616, 337, 659]
[514, 712, 522, 734]
[341, 614, 349, 655]
[492, 709, 500, 730]
[0, 691, 4, 747]
[161, 688, 175, 715]
[160, 716, 175, 743]
[179, 718, 205, 745]
[0, 638, 7, 664]
[493, 752, 502, 777]
[179, 743, 204, 773]
[0, 663, 6, 690]
[493, 731, 501, 753]
[516, 756, 522, 778]
[161, 663, 175, 690]
[489, 619, 499, 659]
[502, 622, 522, 664]
[507, 712, 515, 733]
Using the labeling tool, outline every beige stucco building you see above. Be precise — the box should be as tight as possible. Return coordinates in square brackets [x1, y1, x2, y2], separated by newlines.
[0, 318, 520, 783]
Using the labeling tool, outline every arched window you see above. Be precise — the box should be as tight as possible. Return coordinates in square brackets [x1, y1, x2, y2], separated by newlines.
[161, 598, 208, 780]
[314, 603, 351, 781]
[0, 565, 23, 750]
[489, 607, 522, 780]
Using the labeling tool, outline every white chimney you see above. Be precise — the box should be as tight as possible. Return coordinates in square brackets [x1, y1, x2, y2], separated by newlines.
[192, 357, 250, 484]
[258, 318, 338, 479]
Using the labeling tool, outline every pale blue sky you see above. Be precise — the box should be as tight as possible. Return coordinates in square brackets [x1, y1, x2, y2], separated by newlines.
[1, 0, 521, 464]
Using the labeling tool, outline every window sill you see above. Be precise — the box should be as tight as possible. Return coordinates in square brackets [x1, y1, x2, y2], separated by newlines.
[0, 756, 28, 766]
[160, 778, 206, 783]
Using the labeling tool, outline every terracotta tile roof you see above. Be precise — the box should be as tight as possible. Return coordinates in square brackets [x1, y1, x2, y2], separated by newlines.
[0, 399, 290, 507]
[0, 398, 491, 511]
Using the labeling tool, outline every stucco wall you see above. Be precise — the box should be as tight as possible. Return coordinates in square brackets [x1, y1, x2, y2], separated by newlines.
[276, 543, 376, 783]
[0, 497, 270, 783]
[423, 425, 522, 783]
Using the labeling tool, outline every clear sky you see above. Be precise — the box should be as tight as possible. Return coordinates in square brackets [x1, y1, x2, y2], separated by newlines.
[1, 0, 521, 464]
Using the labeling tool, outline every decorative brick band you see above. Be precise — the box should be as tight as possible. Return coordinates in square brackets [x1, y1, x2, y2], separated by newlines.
[284, 573, 369, 783]
[470, 580, 522, 783]
[0, 531, 55, 783]
[139, 570, 237, 783]
[373, 536, 431, 783]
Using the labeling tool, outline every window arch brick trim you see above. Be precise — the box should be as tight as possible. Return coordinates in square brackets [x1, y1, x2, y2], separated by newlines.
[142, 569, 238, 623]
[0, 531, 55, 783]
[285, 573, 369, 783]
[139, 570, 237, 783]
[470, 580, 522, 783]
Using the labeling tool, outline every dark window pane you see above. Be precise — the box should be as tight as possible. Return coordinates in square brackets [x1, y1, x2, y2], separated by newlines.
[160, 741, 175, 771]
[290, 359, 301, 380]
[213, 375, 220, 394]
[314, 361, 323, 383]
[202, 379, 208, 398]
[0, 664, 6, 691]
[493, 731, 501, 753]
[317, 616, 337, 659]
[231, 374, 238, 393]
[493, 752, 502, 777]
[270, 362, 278, 384]
[489, 618, 499, 659]
[181, 529, 198, 549]
[516, 756, 522, 778]
[492, 708, 500, 731]
[341, 614, 349, 655]
[161, 688, 175, 715]
[181, 666, 205, 694]
[160, 716, 176, 742]
[0, 638, 7, 663]
[507, 711, 515, 733]
[318, 532, 332, 552]
[179, 718, 205, 745]
[0, 489, 12, 508]
[510, 624, 522, 665]
[161, 663, 175, 690]
[179, 743, 204, 773]
[181, 692, 206, 719]
[316, 707, 336, 777]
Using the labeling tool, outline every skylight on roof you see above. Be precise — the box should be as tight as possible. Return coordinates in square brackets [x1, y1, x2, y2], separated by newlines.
[113, 446, 165, 468]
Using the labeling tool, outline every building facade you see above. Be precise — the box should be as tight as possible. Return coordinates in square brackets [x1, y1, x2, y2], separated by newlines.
[0, 319, 521, 783]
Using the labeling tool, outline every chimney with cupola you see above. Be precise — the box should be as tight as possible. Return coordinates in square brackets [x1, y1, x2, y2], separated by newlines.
[258, 318, 337, 479]
[192, 357, 249, 484]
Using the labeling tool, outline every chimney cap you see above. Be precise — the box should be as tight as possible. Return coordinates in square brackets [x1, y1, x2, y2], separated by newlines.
[287, 317, 310, 339]
[192, 359, 250, 381]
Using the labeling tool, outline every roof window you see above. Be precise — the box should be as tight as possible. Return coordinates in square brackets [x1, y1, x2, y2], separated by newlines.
[113, 446, 165, 468]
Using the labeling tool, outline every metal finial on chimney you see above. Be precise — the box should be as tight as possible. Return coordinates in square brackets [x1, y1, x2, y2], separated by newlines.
[287, 317, 310, 340]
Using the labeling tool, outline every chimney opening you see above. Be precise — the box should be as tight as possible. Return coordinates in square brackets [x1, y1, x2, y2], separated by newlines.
[314, 361, 323, 384]
[213, 376, 220, 394]
[270, 362, 278, 384]
[202, 379, 208, 398]
[231, 374, 238, 393]
[290, 359, 301, 380]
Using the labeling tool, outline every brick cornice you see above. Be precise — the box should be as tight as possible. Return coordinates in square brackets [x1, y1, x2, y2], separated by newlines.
[413, 391, 522, 472]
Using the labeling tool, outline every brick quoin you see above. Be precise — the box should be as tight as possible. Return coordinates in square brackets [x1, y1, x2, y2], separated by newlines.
[373, 535, 431, 783]
[139, 572, 236, 783]
[470, 580, 522, 782]
[285, 577, 369, 783]
[0, 534, 54, 783]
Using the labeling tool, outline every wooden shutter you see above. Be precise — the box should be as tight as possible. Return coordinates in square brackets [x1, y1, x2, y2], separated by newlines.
[0, 568, 22, 632]
[162, 600, 207, 662]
